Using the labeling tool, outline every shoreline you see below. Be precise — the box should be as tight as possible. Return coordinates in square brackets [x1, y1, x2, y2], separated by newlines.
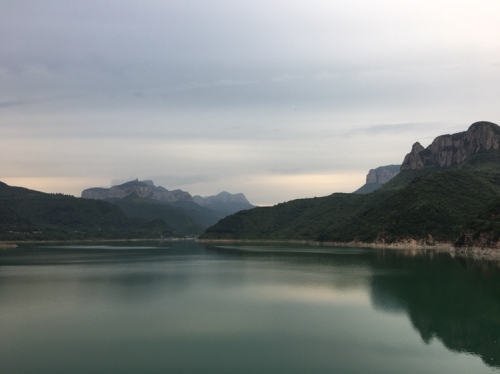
[3, 238, 500, 260]
[197, 238, 500, 259]
[196, 238, 453, 250]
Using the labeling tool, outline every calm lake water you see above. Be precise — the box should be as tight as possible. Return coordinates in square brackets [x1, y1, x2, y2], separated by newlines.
[0, 241, 499, 373]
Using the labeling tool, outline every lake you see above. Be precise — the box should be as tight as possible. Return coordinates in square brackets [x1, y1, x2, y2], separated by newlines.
[0, 241, 499, 373]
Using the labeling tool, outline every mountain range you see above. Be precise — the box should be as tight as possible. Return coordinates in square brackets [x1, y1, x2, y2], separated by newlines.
[2, 121, 500, 250]
[202, 121, 500, 251]
[0, 180, 254, 240]
[81, 179, 254, 235]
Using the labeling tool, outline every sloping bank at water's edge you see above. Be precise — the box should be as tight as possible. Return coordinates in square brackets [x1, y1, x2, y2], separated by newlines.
[197, 238, 500, 260]
[2, 238, 499, 260]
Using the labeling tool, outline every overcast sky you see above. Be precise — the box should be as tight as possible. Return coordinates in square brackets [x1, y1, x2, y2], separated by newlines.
[1, 0, 500, 205]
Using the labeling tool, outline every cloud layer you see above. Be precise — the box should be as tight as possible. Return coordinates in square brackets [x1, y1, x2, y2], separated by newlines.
[2, 0, 500, 204]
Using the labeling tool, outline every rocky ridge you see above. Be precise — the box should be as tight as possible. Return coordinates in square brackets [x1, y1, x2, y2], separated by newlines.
[401, 121, 500, 171]
[353, 165, 400, 194]
[366, 165, 400, 184]
[193, 191, 251, 206]
[82, 179, 192, 202]
[193, 191, 254, 215]
[82, 180, 253, 210]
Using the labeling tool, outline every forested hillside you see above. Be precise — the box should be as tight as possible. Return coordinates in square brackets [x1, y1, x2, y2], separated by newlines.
[202, 123, 500, 245]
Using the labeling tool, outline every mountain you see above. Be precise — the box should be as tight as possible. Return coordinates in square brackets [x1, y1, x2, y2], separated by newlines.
[0, 182, 140, 240]
[82, 180, 255, 236]
[193, 191, 254, 215]
[353, 165, 400, 194]
[201, 121, 500, 247]
[401, 121, 500, 170]
[82, 179, 192, 202]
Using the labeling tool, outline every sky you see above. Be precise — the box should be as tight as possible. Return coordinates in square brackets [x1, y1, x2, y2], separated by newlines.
[1, 0, 500, 206]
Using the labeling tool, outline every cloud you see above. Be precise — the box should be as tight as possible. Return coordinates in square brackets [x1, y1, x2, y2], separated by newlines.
[0, 100, 26, 108]
[313, 72, 339, 81]
[270, 75, 296, 83]
[345, 122, 442, 137]
[268, 167, 303, 175]
[0, 94, 84, 110]
[2, 0, 500, 204]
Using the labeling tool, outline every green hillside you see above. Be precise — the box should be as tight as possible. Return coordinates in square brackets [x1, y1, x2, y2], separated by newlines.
[353, 182, 382, 194]
[455, 198, 500, 249]
[0, 181, 250, 240]
[202, 150, 500, 244]
[108, 194, 223, 236]
[0, 182, 164, 240]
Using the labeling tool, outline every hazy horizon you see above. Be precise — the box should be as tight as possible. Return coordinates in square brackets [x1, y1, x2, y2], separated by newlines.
[2, 0, 500, 205]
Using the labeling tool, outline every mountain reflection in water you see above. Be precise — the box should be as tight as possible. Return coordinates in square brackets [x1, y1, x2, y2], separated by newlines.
[0, 242, 498, 373]
[370, 250, 500, 368]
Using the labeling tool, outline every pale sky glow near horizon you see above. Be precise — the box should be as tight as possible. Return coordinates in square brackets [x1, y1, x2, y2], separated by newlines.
[1, 0, 500, 206]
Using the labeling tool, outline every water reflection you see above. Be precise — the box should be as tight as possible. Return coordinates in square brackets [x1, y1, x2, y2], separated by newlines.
[0, 242, 498, 373]
[369, 250, 500, 369]
[208, 244, 500, 370]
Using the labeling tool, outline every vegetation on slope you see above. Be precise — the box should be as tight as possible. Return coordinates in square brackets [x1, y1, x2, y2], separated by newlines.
[202, 150, 500, 244]
[0, 182, 168, 240]
[108, 194, 223, 236]
[0, 179, 255, 240]
[455, 199, 500, 249]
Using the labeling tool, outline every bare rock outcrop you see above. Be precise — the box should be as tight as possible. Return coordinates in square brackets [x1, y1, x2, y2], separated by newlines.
[82, 179, 193, 202]
[401, 121, 500, 171]
[366, 165, 400, 184]
[193, 191, 254, 215]
[353, 165, 400, 194]
[193, 191, 251, 206]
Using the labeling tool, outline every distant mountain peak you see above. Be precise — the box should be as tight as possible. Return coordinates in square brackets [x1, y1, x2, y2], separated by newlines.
[81, 179, 193, 202]
[192, 192, 254, 216]
[353, 165, 400, 194]
[193, 192, 251, 205]
[401, 121, 500, 171]
[82, 180, 255, 218]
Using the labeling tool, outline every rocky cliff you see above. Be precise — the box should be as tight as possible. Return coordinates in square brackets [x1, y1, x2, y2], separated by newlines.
[193, 191, 251, 206]
[193, 191, 254, 215]
[401, 121, 500, 171]
[354, 165, 400, 194]
[82, 179, 193, 202]
[366, 165, 400, 184]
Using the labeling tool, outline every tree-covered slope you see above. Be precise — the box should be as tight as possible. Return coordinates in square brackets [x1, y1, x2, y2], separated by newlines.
[202, 150, 500, 244]
[454, 198, 500, 249]
[336, 168, 500, 243]
[0, 182, 140, 240]
[108, 194, 223, 236]
[0, 181, 251, 240]
[203, 193, 367, 240]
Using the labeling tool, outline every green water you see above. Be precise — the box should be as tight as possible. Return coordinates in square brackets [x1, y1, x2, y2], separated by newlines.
[0, 241, 499, 373]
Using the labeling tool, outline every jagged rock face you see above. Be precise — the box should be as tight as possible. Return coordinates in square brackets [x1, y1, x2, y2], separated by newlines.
[401, 121, 500, 171]
[401, 142, 426, 171]
[193, 191, 254, 215]
[366, 165, 400, 184]
[193, 191, 251, 206]
[82, 180, 193, 202]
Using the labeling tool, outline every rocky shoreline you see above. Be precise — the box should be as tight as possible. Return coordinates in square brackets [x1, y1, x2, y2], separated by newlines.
[197, 238, 500, 259]
[450, 246, 500, 260]
[197, 238, 452, 249]
[3, 238, 499, 259]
